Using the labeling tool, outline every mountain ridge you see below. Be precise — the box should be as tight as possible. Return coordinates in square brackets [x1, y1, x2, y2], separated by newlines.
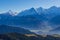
[0, 6, 60, 34]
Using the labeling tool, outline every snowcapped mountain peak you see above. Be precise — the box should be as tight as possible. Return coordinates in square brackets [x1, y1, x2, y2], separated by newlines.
[8, 10, 17, 16]
[17, 7, 38, 16]
[8, 10, 13, 14]
[48, 6, 58, 10]
[50, 6, 57, 8]
[37, 7, 43, 10]
[29, 7, 35, 11]
[37, 7, 44, 14]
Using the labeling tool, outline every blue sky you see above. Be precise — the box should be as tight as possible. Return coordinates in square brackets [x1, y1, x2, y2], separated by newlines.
[0, 0, 60, 13]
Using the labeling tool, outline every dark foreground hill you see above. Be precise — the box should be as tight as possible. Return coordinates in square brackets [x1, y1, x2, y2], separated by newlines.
[0, 33, 60, 40]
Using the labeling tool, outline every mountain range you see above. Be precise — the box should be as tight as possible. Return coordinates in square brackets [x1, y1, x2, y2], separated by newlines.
[0, 6, 60, 34]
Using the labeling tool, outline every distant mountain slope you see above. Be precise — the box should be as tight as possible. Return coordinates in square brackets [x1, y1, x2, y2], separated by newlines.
[49, 15, 60, 25]
[48, 27, 60, 34]
[51, 27, 60, 31]
[37, 6, 60, 20]
[0, 25, 34, 34]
